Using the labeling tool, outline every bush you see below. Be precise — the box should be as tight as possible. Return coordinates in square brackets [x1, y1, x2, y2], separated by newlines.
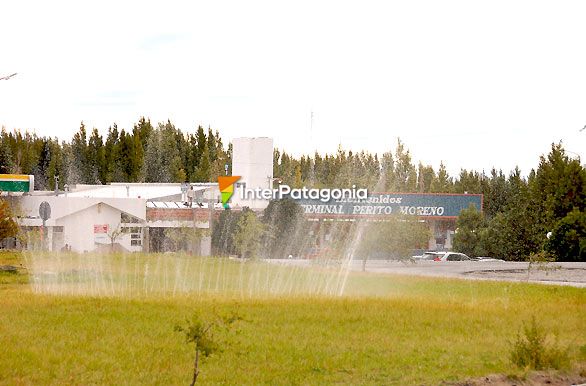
[545, 209, 586, 262]
[510, 317, 570, 370]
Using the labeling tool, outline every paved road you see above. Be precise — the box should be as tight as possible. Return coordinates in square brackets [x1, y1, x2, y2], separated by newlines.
[268, 259, 586, 288]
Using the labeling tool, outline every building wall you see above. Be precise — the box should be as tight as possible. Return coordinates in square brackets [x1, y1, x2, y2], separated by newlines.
[15, 196, 147, 253]
[54, 203, 142, 253]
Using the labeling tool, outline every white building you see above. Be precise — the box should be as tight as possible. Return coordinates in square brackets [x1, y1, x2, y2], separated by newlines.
[13, 183, 220, 254]
[6, 137, 275, 253]
[231, 137, 274, 210]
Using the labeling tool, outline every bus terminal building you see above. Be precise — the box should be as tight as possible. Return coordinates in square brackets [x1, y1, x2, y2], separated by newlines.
[296, 192, 482, 251]
[2, 137, 482, 254]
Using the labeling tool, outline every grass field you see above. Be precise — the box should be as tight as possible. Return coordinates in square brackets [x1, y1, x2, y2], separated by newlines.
[1, 251, 585, 385]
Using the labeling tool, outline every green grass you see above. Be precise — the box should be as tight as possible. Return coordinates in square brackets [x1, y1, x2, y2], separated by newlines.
[0, 251, 585, 385]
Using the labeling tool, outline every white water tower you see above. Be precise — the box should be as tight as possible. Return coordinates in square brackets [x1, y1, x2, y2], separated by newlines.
[231, 137, 273, 209]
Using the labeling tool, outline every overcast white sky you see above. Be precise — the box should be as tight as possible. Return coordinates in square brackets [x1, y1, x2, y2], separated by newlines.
[1, 1, 585, 176]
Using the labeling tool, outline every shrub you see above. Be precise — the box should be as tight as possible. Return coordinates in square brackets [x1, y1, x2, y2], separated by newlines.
[510, 317, 570, 370]
[175, 311, 242, 385]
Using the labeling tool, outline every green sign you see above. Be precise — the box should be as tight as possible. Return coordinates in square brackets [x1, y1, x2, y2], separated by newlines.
[0, 174, 33, 192]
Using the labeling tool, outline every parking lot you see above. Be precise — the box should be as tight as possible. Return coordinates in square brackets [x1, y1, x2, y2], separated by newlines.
[354, 260, 586, 287]
[271, 259, 586, 288]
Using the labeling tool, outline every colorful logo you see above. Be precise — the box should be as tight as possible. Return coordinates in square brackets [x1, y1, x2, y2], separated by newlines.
[218, 176, 241, 208]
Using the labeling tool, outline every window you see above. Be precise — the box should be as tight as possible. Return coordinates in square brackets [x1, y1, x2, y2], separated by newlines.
[122, 227, 141, 234]
[446, 254, 459, 261]
[121, 213, 140, 223]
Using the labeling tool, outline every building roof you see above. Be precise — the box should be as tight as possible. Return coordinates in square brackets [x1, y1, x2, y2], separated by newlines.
[64, 183, 211, 200]
[146, 201, 223, 209]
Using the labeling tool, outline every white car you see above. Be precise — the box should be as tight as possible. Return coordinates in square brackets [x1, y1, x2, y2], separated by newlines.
[433, 252, 471, 261]
[470, 256, 506, 262]
[418, 252, 445, 261]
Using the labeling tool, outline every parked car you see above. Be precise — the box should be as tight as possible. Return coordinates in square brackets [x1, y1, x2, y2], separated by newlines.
[469, 256, 506, 262]
[433, 252, 471, 261]
[420, 251, 445, 261]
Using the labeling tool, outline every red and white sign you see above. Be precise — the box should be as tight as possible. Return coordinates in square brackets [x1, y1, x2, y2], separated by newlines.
[93, 224, 109, 234]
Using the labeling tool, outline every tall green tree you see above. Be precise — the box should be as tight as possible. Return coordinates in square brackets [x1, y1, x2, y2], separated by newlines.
[32, 139, 51, 189]
[104, 124, 120, 183]
[393, 139, 417, 192]
[69, 122, 88, 184]
[133, 117, 153, 152]
[233, 209, 265, 258]
[193, 143, 211, 182]
[0, 129, 15, 174]
[87, 128, 104, 184]
[431, 162, 452, 192]
[261, 199, 306, 258]
[453, 205, 486, 257]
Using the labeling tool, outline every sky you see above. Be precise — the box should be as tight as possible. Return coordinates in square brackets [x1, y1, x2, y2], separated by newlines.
[1, 0, 585, 177]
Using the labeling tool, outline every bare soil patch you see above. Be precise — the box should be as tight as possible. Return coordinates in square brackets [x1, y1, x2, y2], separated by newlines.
[445, 369, 586, 386]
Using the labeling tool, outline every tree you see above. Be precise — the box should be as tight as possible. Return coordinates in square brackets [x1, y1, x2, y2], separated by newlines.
[431, 162, 451, 192]
[233, 209, 264, 258]
[393, 139, 417, 192]
[193, 143, 211, 182]
[143, 122, 183, 183]
[32, 139, 51, 190]
[195, 126, 207, 167]
[357, 215, 430, 268]
[70, 122, 89, 184]
[0, 198, 18, 241]
[133, 117, 153, 153]
[453, 204, 486, 256]
[107, 223, 126, 252]
[47, 139, 65, 190]
[0, 129, 15, 174]
[261, 199, 306, 258]
[117, 129, 142, 182]
[530, 143, 586, 236]
[417, 163, 435, 193]
[453, 169, 482, 194]
[104, 124, 120, 183]
[212, 209, 242, 255]
[380, 150, 395, 191]
[87, 128, 104, 184]
[174, 311, 241, 385]
[143, 127, 164, 182]
[545, 209, 586, 262]
[482, 168, 508, 218]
